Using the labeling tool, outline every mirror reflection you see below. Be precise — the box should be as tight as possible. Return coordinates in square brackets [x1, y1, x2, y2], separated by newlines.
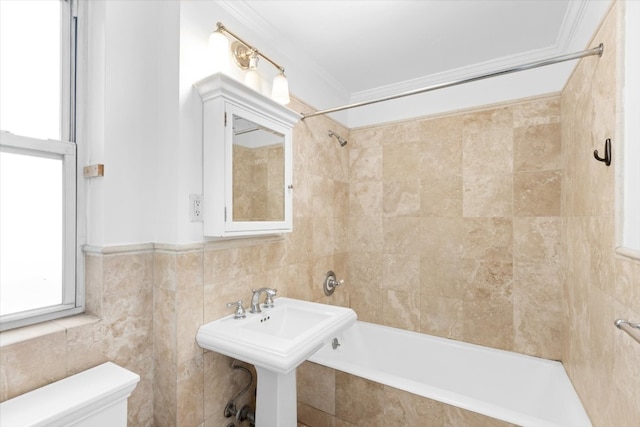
[232, 115, 285, 222]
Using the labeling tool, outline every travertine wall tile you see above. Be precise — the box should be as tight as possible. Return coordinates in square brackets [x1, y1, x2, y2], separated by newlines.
[383, 179, 421, 217]
[462, 108, 513, 175]
[561, 2, 639, 426]
[513, 123, 561, 171]
[298, 362, 335, 415]
[421, 174, 462, 217]
[420, 296, 464, 340]
[463, 173, 513, 217]
[335, 372, 385, 425]
[513, 170, 561, 216]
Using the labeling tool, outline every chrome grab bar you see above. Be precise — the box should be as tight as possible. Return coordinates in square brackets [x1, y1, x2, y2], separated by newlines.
[615, 319, 640, 345]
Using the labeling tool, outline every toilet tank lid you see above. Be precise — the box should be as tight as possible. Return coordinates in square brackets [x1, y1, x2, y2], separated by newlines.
[0, 362, 140, 427]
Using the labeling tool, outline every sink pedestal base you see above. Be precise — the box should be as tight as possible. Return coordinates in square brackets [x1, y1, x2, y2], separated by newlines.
[255, 366, 297, 427]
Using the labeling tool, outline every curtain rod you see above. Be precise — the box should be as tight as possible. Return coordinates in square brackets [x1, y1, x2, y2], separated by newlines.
[301, 43, 604, 120]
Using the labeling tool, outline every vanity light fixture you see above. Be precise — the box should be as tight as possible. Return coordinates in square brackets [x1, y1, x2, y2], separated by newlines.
[208, 28, 230, 73]
[210, 22, 290, 105]
[244, 52, 262, 92]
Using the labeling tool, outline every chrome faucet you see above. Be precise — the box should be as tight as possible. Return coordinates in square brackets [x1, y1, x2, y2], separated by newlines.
[250, 288, 277, 313]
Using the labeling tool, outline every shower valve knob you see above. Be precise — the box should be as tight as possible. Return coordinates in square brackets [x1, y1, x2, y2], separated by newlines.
[323, 271, 344, 296]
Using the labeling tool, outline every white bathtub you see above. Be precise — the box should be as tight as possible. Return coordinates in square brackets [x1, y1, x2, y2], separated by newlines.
[308, 321, 591, 427]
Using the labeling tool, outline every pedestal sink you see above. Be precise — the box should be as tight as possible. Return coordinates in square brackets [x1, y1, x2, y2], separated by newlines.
[196, 297, 356, 427]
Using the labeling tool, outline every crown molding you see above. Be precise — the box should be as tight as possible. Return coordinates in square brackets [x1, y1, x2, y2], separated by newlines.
[216, 1, 350, 102]
[350, 0, 611, 104]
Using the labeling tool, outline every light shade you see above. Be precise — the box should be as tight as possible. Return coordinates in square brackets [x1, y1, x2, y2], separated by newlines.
[208, 30, 229, 73]
[244, 55, 262, 92]
[271, 73, 290, 105]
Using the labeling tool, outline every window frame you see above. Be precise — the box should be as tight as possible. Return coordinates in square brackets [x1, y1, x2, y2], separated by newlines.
[0, 0, 82, 331]
[616, 0, 640, 260]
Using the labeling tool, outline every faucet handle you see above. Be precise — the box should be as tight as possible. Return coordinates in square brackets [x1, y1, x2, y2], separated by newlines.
[263, 289, 277, 308]
[226, 300, 246, 319]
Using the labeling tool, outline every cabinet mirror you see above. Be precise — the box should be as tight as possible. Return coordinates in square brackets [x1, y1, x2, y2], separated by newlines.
[195, 73, 298, 238]
[232, 115, 285, 222]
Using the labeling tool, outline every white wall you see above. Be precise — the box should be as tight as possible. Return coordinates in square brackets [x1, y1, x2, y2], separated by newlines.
[85, 0, 182, 246]
[84, 0, 612, 246]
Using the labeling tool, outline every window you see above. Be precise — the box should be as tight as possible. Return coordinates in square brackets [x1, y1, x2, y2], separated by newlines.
[0, 0, 80, 330]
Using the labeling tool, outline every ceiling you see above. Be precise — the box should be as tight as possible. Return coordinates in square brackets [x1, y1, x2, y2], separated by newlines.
[215, 0, 612, 126]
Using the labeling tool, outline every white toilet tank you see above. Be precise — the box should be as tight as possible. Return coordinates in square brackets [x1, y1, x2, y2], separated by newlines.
[0, 362, 140, 427]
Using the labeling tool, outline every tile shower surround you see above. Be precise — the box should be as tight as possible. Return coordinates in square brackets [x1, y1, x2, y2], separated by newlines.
[1, 3, 638, 425]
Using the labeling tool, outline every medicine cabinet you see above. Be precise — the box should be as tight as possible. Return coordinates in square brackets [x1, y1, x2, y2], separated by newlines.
[195, 73, 299, 238]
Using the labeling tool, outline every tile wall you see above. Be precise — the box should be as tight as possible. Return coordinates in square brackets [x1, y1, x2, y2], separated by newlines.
[346, 95, 563, 358]
[560, 2, 640, 425]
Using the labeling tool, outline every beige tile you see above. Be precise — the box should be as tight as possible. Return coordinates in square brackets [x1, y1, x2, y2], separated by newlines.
[153, 358, 177, 427]
[383, 179, 420, 217]
[348, 286, 383, 324]
[349, 145, 382, 183]
[511, 96, 560, 128]
[382, 385, 444, 425]
[420, 253, 464, 299]
[420, 217, 464, 260]
[101, 288, 153, 366]
[350, 126, 383, 150]
[177, 356, 204, 427]
[513, 303, 563, 360]
[297, 402, 336, 427]
[421, 174, 462, 217]
[463, 298, 513, 350]
[420, 296, 464, 340]
[154, 287, 176, 364]
[382, 290, 420, 331]
[103, 252, 153, 296]
[462, 108, 513, 175]
[383, 217, 422, 255]
[335, 372, 385, 425]
[462, 259, 513, 303]
[348, 216, 383, 253]
[312, 216, 335, 258]
[297, 362, 335, 415]
[177, 250, 203, 290]
[381, 120, 423, 145]
[312, 175, 335, 218]
[420, 115, 464, 176]
[84, 253, 104, 316]
[513, 217, 561, 264]
[0, 329, 67, 400]
[128, 373, 154, 427]
[463, 218, 513, 262]
[65, 320, 108, 376]
[513, 122, 561, 172]
[381, 253, 420, 293]
[513, 170, 560, 216]
[204, 352, 252, 420]
[443, 405, 518, 426]
[177, 287, 204, 364]
[383, 142, 419, 181]
[154, 251, 176, 291]
[513, 262, 563, 312]
[463, 174, 513, 217]
[350, 182, 383, 217]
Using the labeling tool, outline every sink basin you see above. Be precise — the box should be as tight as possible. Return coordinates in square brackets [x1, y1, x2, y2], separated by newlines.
[196, 297, 356, 427]
[197, 297, 356, 374]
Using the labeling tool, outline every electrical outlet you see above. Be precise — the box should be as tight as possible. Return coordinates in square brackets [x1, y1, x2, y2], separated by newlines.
[189, 194, 203, 222]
